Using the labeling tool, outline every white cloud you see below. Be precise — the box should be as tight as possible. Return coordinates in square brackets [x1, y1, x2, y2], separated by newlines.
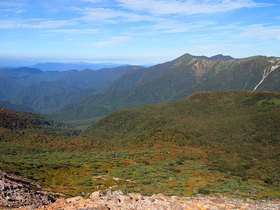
[0, 1, 25, 14]
[210, 22, 280, 41]
[90, 36, 131, 47]
[45, 28, 99, 34]
[116, 0, 269, 15]
[0, 2, 24, 7]
[130, 18, 217, 34]
[0, 19, 76, 29]
[74, 7, 152, 23]
[153, 20, 217, 33]
[1, 8, 25, 13]
[236, 24, 280, 41]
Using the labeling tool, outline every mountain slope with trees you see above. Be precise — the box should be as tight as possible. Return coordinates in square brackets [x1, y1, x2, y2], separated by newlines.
[0, 100, 33, 111]
[82, 90, 280, 190]
[1, 65, 141, 113]
[53, 54, 280, 126]
[0, 90, 279, 200]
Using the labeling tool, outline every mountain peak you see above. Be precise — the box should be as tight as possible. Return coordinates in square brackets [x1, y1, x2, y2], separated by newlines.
[193, 54, 234, 61]
[209, 54, 234, 61]
[178, 53, 234, 61]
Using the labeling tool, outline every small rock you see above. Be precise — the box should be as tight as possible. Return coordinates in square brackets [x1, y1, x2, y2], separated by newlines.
[16, 195, 24, 201]
[106, 190, 113, 196]
[7, 195, 18, 201]
[95, 206, 110, 210]
[27, 204, 36, 210]
[213, 198, 224, 204]
[170, 196, 180, 200]
[148, 198, 155, 202]
[0, 180, 4, 190]
[90, 190, 105, 201]
[66, 196, 83, 203]
[151, 193, 168, 201]
[112, 190, 125, 196]
[218, 204, 227, 209]
[172, 204, 184, 210]
[117, 194, 132, 203]
[130, 193, 142, 201]
[108, 197, 120, 204]
[52, 198, 67, 206]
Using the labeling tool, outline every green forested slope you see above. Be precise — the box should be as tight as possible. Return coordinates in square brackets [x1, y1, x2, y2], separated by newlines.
[174, 56, 280, 100]
[82, 90, 280, 143]
[0, 67, 77, 101]
[9, 81, 95, 113]
[81, 90, 280, 192]
[53, 55, 280, 126]
[0, 90, 279, 199]
[3, 65, 141, 113]
[0, 108, 78, 136]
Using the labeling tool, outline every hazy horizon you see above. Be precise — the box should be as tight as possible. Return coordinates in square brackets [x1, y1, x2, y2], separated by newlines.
[1, 0, 280, 65]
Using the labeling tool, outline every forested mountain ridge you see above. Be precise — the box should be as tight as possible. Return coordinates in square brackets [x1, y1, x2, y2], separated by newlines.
[174, 56, 280, 100]
[0, 67, 77, 100]
[53, 54, 280, 126]
[0, 65, 141, 113]
[1, 53, 279, 127]
[82, 89, 280, 142]
[0, 107, 79, 137]
[0, 100, 33, 111]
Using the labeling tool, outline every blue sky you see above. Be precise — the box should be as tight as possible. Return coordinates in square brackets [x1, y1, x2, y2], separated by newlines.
[0, 0, 280, 64]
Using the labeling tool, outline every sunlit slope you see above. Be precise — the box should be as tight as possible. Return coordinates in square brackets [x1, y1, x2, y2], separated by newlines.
[53, 55, 280, 125]
[0, 91, 279, 198]
[83, 90, 280, 146]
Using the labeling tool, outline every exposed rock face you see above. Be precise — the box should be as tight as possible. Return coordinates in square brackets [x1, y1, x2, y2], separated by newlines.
[0, 169, 55, 208]
[17, 190, 280, 210]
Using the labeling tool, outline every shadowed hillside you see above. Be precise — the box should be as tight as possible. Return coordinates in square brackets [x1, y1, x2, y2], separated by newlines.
[2, 65, 141, 113]
[0, 100, 33, 111]
[0, 108, 79, 136]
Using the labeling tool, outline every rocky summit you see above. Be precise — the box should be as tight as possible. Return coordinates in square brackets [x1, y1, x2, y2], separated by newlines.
[14, 190, 280, 210]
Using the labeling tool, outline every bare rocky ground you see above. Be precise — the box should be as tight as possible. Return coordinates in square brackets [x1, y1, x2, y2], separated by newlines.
[1, 170, 279, 209]
[15, 190, 280, 210]
[0, 169, 54, 208]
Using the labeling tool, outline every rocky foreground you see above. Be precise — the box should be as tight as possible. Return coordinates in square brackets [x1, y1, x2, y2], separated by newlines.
[0, 169, 54, 208]
[1, 169, 279, 209]
[15, 190, 280, 210]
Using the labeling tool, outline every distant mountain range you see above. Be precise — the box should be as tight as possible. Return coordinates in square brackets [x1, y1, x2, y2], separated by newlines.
[52, 54, 280, 126]
[0, 65, 142, 114]
[1, 53, 279, 127]
[31, 62, 122, 71]
[0, 100, 33, 111]
[0, 59, 123, 71]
